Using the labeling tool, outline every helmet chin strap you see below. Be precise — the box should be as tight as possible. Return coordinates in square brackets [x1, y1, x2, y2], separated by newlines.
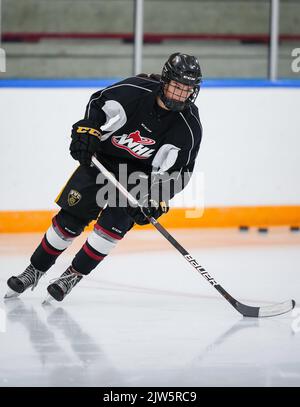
[160, 94, 186, 112]
[158, 87, 188, 112]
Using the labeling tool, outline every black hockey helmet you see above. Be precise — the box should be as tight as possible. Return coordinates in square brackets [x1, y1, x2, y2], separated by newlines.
[159, 52, 202, 111]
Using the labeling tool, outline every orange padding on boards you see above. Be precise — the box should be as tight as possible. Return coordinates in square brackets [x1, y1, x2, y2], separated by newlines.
[0, 207, 300, 233]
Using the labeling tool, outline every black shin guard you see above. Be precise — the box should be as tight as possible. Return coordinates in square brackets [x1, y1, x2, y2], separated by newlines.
[30, 236, 64, 272]
[72, 241, 106, 275]
[30, 210, 89, 272]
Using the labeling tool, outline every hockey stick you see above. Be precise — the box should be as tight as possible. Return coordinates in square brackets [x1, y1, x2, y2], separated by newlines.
[91, 156, 296, 318]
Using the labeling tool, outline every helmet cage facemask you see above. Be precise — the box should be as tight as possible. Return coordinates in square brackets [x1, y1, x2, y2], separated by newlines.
[159, 65, 201, 112]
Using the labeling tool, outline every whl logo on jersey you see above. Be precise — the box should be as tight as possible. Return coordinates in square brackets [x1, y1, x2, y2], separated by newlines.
[111, 130, 156, 159]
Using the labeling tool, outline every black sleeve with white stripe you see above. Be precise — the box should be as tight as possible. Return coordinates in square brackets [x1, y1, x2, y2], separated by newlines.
[84, 90, 107, 128]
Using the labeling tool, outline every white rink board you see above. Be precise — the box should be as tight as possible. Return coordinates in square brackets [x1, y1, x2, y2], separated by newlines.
[0, 87, 300, 210]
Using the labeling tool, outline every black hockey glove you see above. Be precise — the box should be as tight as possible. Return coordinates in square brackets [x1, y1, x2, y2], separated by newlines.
[70, 119, 102, 166]
[127, 197, 169, 225]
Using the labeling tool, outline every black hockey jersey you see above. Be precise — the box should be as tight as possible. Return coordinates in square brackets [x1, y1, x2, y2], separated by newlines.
[84, 75, 202, 200]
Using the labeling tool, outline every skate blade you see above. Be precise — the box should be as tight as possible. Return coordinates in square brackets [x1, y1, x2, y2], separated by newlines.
[4, 289, 21, 300]
[42, 294, 55, 306]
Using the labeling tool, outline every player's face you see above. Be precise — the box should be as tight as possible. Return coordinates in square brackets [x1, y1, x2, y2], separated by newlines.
[164, 80, 194, 102]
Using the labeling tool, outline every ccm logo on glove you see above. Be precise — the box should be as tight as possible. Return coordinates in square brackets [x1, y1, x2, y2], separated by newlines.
[70, 119, 102, 166]
[76, 126, 101, 139]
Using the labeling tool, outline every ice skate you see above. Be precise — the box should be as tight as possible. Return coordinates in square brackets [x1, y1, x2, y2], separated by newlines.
[4, 288, 21, 300]
[46, 266, 83, 302]
[5, 264, 45, 299]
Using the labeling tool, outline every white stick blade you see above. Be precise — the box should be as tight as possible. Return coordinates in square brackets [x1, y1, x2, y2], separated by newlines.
[258, 300, 296, 317]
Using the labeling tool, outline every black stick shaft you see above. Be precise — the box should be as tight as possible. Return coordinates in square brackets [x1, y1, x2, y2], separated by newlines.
[91, 156, 240, 313]
[150, 218, 239, 309]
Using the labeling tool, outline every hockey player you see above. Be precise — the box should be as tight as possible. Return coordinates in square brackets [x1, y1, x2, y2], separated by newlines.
[5, 53, 203, 302]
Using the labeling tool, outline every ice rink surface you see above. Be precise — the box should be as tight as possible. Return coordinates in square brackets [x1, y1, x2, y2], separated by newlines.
[0, 228, 299, 387]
